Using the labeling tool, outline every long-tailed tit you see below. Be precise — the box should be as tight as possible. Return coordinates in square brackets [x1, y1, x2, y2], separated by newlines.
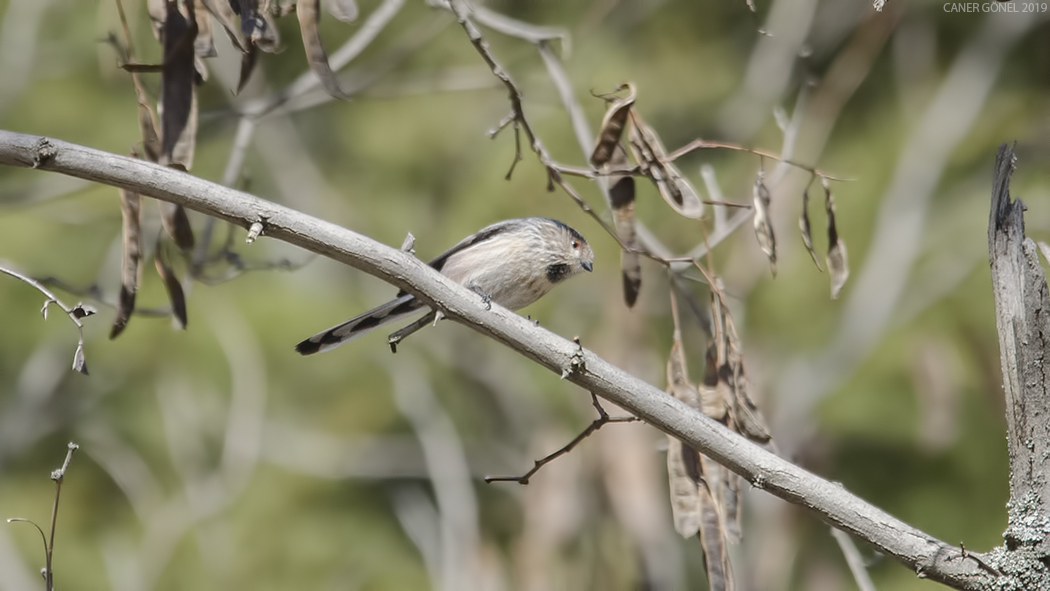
[295, 217, 594, 355]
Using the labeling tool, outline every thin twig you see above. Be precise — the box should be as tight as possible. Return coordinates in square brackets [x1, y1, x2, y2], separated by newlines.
[503, 119, 523, 180]
[0, 262, 92, 373]
[488, 111, 515, 138]
[485, 392, 638, 484]
[193, 116, 257, 273]
[449, 6, 631, 256]
[388, 310, 439, 353]
[45, 442, 78, 591]
[831, 528, 877, 591]
[35, 276, 172, 317]
[703, 199, 752, 209]
[112, 0, 160, 160]
[685, 209, 753, 261]
[473, 4, 569, 48]
[666, 138, 849, 182]
[193, 253, 304, 285]
[955, 542, 1001, 576]
[449, 1, 832, 277]
[537, 42, 593, 162]
[448, 0, 541, 154]
[448, 0, 621, 241]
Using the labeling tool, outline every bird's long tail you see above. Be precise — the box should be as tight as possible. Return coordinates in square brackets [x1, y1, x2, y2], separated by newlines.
[295, 295, 425, 355]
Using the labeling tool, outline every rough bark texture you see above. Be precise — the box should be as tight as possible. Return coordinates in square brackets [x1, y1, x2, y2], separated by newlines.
[986, 143, 1050, 589]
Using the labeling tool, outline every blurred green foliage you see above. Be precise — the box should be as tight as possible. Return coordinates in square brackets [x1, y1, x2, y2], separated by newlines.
[1, 0, 1049, 590]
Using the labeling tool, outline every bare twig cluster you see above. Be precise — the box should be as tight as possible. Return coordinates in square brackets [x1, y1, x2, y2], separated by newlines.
[445, 0, 850, 305]
[433, 30, 854, 584]
[98, 0, 425, 340]
[0, 263, 94, 373]
[484, 391, 638, 485]
[435, 8, 854, 588]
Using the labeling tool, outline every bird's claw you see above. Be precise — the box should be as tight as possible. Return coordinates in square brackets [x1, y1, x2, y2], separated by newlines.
[469, 285, 493, 310]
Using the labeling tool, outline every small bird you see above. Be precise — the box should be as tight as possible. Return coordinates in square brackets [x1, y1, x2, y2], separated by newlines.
[295, 217, 594, 355]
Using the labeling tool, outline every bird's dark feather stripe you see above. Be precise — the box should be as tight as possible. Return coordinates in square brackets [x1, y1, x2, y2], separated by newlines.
[546, 262, 571, 283]
[396, 220, 526, 297]
[428, 220, 523, 272]
[393, 218, 586, 297]
[542, 218, 587, 246]
[389, 297, 421, 316]
[350, 315, 382, 333]
[295, 339, 321, 355]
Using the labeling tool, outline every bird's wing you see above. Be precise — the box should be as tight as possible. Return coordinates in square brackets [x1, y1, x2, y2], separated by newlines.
[395, 219, 526, 297]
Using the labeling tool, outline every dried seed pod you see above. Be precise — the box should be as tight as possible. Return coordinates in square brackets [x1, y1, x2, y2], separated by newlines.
[155, 246, 188, 329]
[297, 0, 353, 100]
[752, 172, 776, 276]
[157, 0, 199, 251]
[608, 145, 641, 307]
[193, 0, 217, 57]
[200, 0, 248, 51]
[666, 436, 702, 537]
[824, 178, 849, 298]
[159, 0, 199, 168]
[799, 186, 823, 271]
[628, 113, 704, 219]
[73, 341, 88, 375]
[590, 83, 636, 167]
[111, 183, 144, 339]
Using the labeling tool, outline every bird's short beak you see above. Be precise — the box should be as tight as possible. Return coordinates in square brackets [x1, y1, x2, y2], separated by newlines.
[582, 261, 593, 272]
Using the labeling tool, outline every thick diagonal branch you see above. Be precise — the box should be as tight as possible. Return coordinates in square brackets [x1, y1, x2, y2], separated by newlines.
[0, 130, 994, 590]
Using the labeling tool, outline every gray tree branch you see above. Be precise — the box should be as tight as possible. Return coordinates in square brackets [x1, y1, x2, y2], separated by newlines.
[0, 130, 994, 590]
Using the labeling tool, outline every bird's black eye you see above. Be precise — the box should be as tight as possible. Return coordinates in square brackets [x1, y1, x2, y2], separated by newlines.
[571, 240, 580, 249]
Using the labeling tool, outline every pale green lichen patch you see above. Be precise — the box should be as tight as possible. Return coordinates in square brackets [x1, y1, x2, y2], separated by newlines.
[986, 545, 1049, 591]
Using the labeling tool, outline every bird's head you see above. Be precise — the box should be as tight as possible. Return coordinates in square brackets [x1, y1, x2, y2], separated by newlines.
[541, 219, 594, 284]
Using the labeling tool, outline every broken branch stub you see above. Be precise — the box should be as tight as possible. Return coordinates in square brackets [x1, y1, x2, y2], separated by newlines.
[986, 143, 1050, 561]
